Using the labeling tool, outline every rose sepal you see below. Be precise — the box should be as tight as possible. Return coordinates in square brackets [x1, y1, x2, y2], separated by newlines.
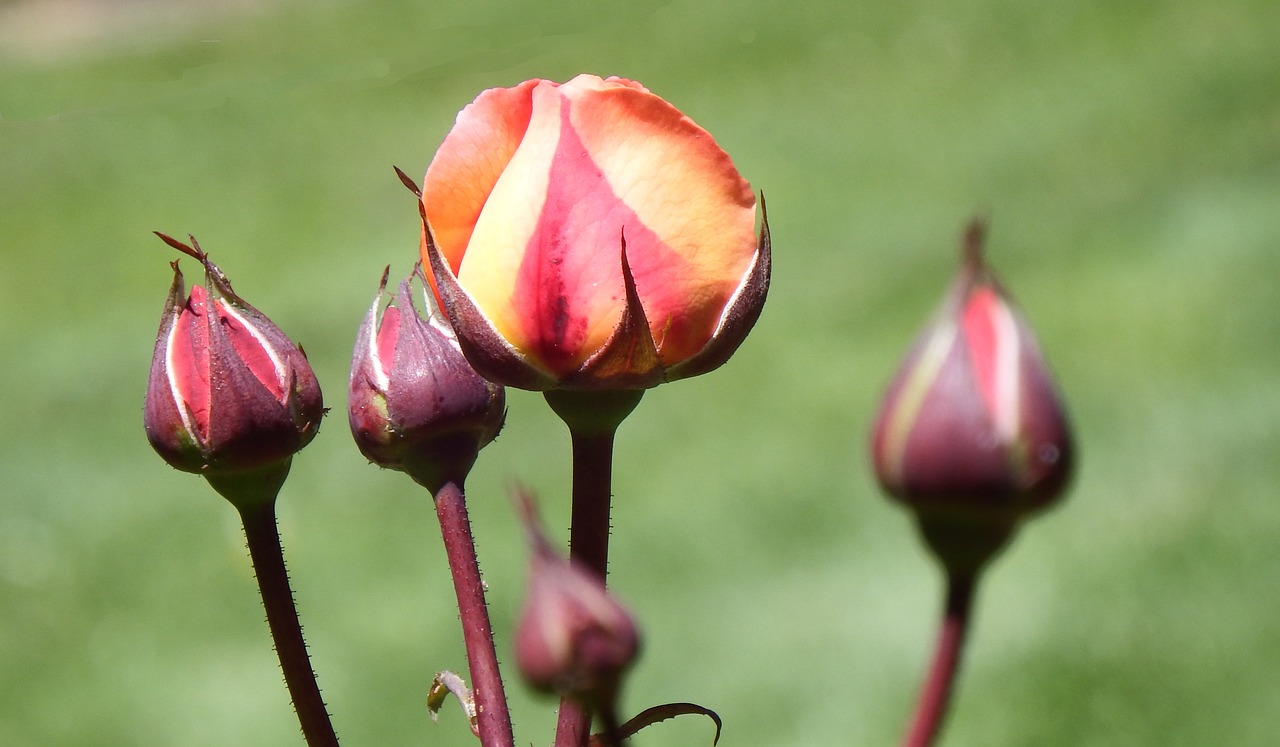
[144, 260, 202, 469]
[422, 203, 770, 391]
[559, 238, 663, 390]
[422, 225, 561, 390]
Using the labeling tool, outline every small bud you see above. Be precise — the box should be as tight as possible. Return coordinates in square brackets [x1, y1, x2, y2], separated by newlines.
[870, 220, 1073, 575]
[348, 266, 505, 491]
[144, 234, 324, 478]
[513, 495, 640, 708]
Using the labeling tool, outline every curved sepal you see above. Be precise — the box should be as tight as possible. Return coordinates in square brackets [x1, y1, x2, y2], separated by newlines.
[202, 281, 312, 473]
[144, 261, 202, 469]
[421, 222, 557, 390]
[563, 237, 664, 390]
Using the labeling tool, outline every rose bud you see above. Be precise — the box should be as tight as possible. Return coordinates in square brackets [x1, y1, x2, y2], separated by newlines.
[412, 74, 770, 391]
[348, 266, 505, 491]
[870, 219, 1074, 575]
[513, 494, 640, 707]
[144, 233, 324, 479]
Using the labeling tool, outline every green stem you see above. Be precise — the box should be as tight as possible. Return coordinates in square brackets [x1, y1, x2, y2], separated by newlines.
[434, 481, 515, 747]
[544, 389, 643, 747]
[902, 573, 977, 747]
[211, 464, 338, 747]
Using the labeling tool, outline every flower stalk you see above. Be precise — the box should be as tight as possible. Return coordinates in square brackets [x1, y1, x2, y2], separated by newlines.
[596, 707, 625, 747]
[144, 234, 334, 744]
[542, 389, 644, 747]
[543, 389, 644, 578]
[206, 469, 339, 747]
[434, 481, 515, 747]
[901, 574, 976, 747]
[870, 219, 1075, 747]
[347, 267, 513, 745]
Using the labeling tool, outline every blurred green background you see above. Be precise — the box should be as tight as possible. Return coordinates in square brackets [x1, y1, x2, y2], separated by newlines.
[3, 0, 1278, 744]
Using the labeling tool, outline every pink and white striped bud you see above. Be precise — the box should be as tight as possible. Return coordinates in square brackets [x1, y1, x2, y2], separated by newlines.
[870, 220, 1073, 573]
[144, 233, 324, 479]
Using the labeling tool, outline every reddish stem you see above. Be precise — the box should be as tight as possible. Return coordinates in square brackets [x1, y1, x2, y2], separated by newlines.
[553, 427, 618, 747]
[434, 481, 515, 747]
[555, 700, 594, 747]
[238, 500, 340, 747]
[565, 428, 617, 578]
[902, 574, 977, 747]
[543, 389, 642, 747]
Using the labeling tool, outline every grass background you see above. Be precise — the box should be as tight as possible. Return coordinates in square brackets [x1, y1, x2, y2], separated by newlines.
[2, 0, 1279, 744]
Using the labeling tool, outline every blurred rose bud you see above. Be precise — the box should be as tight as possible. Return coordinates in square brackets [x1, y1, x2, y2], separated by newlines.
[415, 74, 770, 391]
[514, 494, 640, 707]
[348, 267, 505, 491]
[870, 220, 1073, 574]
[144, 233, 324, 477]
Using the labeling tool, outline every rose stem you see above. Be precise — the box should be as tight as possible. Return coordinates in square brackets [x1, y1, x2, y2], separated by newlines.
[598, 702, 624, 747]
[902, 573, 978, 747]
[434, 481, 515, 747]
[544, 390, 644, 747]
[233, 493, 339, 747]
[553, 426, 616, 747]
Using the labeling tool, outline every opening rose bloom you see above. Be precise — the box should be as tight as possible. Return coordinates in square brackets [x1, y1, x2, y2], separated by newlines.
[417, 74, 770, 391]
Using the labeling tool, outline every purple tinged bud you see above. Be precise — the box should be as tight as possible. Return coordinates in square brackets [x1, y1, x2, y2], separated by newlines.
[513, 495, 640, 707]
[144, 233, 324, 478]
[870, 220, 1074, 574]
[348, 266, 505, 491]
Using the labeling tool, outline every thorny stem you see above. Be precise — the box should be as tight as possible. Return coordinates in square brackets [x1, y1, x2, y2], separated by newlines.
[902, 573, 977, 747]
[565, 426, 618, 579]
[552, 427, 619, 747]
[544, 389, 643, 747]
[235, 496, 339, 747]
[598, 702, 624, 747]
[434, 481, 515, 747]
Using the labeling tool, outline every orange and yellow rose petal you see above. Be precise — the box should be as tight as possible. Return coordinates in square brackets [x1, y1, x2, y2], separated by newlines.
[419, 75, 764, 386]
[565, 78, 757, 365]
[451, 81, 639, 374]
[422, 79, 538, 273]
